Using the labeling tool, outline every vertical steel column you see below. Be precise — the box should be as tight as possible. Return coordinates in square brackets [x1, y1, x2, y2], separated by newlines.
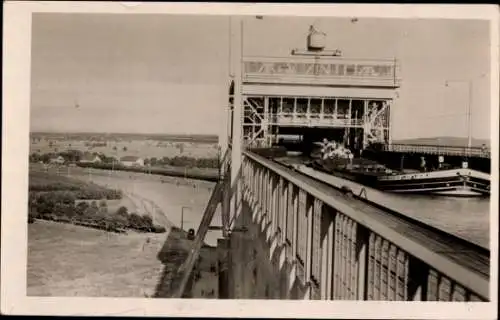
[292, 187, 299, 261]
[293, 97, 298, 123]
[305, 196, 314, 284]
[286, 183, 295, 260]
[229, 17, 243, 230]
[334, 98, 338, 119]
[263, 97, 270, 147]
[279, 177, 285, 235]
[380, 241, 390, 300]
[262, 170, 268, 231]
[356, 226, 368, 300]
[320, 98, 325, 120]
[217, 238, 231, 299]
[320, 207, 334, 299]
[306, 98, 311, 120]
[367, 233, 375, 300]
[271, 173, 277, 237]
[363, 99, 369, 149]
[348, 219, 357, 299]
[312, 199, 322, 282]
[388, 246, 397, 300]
[297, 189, 308, 275]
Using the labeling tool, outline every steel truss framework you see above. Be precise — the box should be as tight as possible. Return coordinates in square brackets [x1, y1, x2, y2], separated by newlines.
[240, 95, 391, 149]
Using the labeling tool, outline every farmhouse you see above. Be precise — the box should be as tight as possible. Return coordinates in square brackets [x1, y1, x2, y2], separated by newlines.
[79, 154, 102, 164]
[49, 155, 65, 165]
[120, 156, 144, 167]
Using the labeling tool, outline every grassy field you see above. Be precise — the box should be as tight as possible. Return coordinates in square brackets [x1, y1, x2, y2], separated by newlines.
[30, 138, 219, 159]
[27, 166, 220, 298]
[29, 170, 105, 191]
[28, 220, 168, 297]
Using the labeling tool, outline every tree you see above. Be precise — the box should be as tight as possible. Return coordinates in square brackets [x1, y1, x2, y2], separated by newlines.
[115, 206, 128, 217]
[86, 201, 99, 216]
[76, 201, 89, 216]
[99, 200, 108, 214]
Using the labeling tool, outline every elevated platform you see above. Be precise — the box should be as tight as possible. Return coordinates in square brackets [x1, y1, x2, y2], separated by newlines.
[243, 56, 400, 88]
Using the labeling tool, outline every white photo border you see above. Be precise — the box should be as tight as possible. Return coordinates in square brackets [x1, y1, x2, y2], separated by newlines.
[2, 1, 498, 318]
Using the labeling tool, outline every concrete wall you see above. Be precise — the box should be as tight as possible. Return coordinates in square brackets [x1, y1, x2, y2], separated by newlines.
[223, 200, 308, 299]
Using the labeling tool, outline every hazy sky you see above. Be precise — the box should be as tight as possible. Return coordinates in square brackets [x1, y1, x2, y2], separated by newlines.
[30, 14, 491, 140]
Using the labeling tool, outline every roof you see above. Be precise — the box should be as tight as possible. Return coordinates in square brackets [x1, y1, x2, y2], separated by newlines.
[80, 154, 100, 161]
[120, 156, 141, 161]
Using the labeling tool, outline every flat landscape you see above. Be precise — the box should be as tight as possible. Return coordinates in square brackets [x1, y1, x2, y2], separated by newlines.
[28, 164, 222, 298]
[29, 132, 219, 159]
[28, 220, 167, 297]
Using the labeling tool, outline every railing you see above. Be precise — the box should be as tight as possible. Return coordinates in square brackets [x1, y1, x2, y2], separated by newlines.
[274, 113, 364, 127]
[241, 151, 489, 301]
[243, 56, 400, 88]
[384, 143, 490, 159]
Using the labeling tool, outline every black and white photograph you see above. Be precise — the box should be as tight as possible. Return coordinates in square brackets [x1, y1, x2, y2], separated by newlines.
[2, 2, 498, 318]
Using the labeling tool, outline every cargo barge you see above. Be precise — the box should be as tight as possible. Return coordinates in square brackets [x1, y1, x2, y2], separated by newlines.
[306, 142, 490, 197]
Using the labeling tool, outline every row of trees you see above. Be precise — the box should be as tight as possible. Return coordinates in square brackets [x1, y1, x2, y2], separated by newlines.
[29, 150, 219, 169]
[28, 192, 166, 233]
[29, 185, 122, 200]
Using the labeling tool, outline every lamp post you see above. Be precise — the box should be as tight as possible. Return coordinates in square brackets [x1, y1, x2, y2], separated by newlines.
[181, 206, 191, 231]
[444, 79, 473, 150]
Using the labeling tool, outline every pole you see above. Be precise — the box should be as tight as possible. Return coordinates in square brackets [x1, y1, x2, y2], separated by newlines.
[181, 206, 184, 231]
[445, 80, 472, 152]
[229, 16, 243, 230]
[467, 81, 472, 150]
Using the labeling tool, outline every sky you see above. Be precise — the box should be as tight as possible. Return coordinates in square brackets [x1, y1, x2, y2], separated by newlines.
[30, 14, 491, 140]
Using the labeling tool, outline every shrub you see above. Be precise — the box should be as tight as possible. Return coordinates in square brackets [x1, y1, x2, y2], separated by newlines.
[128, 213, 145, 230]
[142, 215, 153, 228]
[75, 201, 89, 215]
[151, 225, 166, 233]
[115, 206, 128, 217]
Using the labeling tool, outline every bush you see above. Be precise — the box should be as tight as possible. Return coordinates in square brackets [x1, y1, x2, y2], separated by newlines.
[142, 215, 153, 228]
[115, 206, 128, 217]
[151, 225, 166, 233]
[127, 213, 145, 230]
[75, 201, 89, 215]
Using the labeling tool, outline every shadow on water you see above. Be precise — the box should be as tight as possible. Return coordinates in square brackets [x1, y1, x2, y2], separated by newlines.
[153, 226, 218, 298]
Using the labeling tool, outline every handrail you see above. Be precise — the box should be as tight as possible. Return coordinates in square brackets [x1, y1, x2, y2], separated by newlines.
[384, 143, 490, 158]
[243, 150, 489, 300]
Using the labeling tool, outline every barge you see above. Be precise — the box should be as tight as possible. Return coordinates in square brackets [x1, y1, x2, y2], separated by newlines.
[307, 143, 490, 197]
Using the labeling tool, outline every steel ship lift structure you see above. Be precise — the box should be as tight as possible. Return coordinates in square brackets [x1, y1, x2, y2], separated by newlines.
[229, 25, 401, 151]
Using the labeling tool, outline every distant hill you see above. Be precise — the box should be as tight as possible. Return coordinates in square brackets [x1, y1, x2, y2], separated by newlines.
[393, 136, 490, 148]
[30, 132, 219, 144]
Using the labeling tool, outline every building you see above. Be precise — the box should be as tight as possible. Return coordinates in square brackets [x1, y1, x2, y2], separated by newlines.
[49, 155, 65, 165]
[120, 156, 144, 167]
[79, 154, 102, 164]
[231, 25, 400, 151]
